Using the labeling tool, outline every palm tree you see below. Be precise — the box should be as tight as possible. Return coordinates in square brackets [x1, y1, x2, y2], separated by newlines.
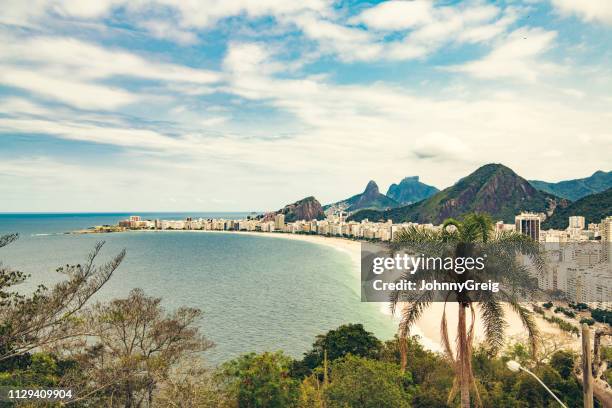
[390, 213, 544, 407]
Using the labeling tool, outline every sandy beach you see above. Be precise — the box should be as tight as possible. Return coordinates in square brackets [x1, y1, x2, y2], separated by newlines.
[206, 230, 583, 354]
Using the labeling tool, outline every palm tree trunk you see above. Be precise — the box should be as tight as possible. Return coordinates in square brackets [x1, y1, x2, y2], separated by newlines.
[458, 304, 470, 408]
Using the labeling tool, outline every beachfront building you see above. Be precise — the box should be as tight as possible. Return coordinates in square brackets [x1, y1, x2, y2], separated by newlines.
[602, 217, 612, 242]
[515, 212, 543, 241]
[274, 214, 285, 231]
[539, 249, 563, 292]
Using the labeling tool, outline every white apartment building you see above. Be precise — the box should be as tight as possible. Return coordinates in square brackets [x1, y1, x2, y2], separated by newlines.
[568, 216, 586, 230]
[274, 214, 285, 231]
[515, 212, 543, 241]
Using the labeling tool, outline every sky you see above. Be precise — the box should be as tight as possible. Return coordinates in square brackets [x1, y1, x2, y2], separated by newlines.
[0, 0, 611, 212]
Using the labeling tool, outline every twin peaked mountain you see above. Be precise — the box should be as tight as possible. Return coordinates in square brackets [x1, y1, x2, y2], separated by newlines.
[274, 164, 611, 225]
[323, 176, 439, 214]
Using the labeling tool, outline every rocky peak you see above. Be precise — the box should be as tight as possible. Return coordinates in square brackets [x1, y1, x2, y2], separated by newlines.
[386, 175, 439, 205]
[401, 176, 419, 183]
[277, 196, 324, 222]
[363, 180, 380, 196]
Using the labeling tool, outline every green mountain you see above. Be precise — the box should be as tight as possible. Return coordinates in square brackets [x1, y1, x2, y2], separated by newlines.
[542, 188, 612, 229]
[325, 181, 399, 213]
[529, 170, 612, 201]
[349, 164, 569, 224]
[277, 196, 325, 222]
[386, 176, 439, 204]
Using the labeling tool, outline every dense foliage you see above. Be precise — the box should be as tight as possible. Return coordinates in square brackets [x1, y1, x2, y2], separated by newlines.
[292, 323, 382, 376]
[543, 187, 612, 229]
[592, 308, 612, 326]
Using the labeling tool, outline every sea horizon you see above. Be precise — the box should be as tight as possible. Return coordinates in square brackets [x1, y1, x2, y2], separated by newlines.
[0, 213, 397, 364]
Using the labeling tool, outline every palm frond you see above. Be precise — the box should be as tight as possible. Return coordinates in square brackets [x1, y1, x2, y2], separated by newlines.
[440, 299, 454, 362]
[478, 295, 507, 354]
[397, 299, 431, 371]
[491, 231, 545, 274]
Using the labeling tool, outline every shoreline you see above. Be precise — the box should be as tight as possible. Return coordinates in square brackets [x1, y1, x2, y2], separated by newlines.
[78, 228, 583, 353]
[201, 231, 584, 352]
[116, 229, 447, 349]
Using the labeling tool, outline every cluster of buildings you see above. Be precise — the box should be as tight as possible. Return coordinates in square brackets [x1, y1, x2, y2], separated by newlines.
[115, 212, 611, 309]
[117, 214, 443, 242]
[514, 213, 611, 310]
[514, 213, 604, 242]
[118, 213, 610, 243]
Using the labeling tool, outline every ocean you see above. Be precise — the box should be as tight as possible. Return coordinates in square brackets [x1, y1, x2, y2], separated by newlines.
[0, 213, 396, 364]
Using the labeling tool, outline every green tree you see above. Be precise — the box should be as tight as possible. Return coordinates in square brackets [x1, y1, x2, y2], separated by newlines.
[220, 351, 299, 408]
[324, 355, 411, 408]
[294, 324, 382, 377]
[380, 335, 453, 407]
[550, 350, 575, 378]
[0, 351, 76, 389]
[391, 213, 543, 407]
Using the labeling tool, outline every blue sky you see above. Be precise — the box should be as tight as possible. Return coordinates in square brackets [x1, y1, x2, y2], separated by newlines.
[0, 0, 611, 212]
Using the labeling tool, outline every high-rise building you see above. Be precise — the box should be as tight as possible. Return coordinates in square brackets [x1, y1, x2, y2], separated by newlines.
[602, 216, 612, 262]
[515, 212, 541, 241]
[602, 217, 612, 242]
[274, 213, 285, 231]
[568, 216, 585, 230]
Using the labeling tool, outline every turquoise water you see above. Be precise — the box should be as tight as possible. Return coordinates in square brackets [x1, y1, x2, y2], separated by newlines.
[0, 213, 396, 364]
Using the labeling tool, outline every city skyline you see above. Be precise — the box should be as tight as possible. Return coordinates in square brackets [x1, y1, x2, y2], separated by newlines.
[1, 0, 611, 212]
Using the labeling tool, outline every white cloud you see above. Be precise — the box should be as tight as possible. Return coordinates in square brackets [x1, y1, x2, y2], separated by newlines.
[0, 35, 220, 84]
[290, 13, 383, 62]
[0, 97, 56, 116]
[413, 133, 472, 162]
[0, 0, 516, 65]
[1, 0, 331, 30]
[153, 0, 330, 29]
[1, 1, 610, 211]
[217, 42, 611, 191]
[0, 118, 184, 149]
[137, 20, 198, 45]
[0, 68, 138, 109]
[223, 42, 283, 75]
[408, 3, 501, 44]
[561, 88, 585, 98]
[446, 28, 559, 82]
[0, 33, 222, 109]
[551, 0, 612, 25]
[353, 0, 433, 30]
[345, 1, 517, 62]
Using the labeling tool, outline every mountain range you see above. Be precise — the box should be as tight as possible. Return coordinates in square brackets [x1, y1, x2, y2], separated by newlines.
[324, 176, 440, 214]
[386, 176, 439, 204]
[529, 170, 612, 201]
[348, 163, 570, 224]
[324, 180, 399, 213]
[542, 187, 612, 229]
[275, 165, 610, 226]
